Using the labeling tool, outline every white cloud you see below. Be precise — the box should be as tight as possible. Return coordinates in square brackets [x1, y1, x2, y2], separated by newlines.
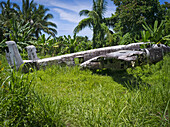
[34, 0, 91, 13]
[53, 8, 83, 23]
[50, 0, 91, 13]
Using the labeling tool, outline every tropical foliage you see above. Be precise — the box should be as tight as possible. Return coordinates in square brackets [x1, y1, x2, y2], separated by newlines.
[4, 18, 35, 50]
[55, 34, 92, 54]
[142, 20, 166, 43]
[0, 0, 169, 53]
[74, 0, 114, 48]
[0, 0, 170, 126]
[111, 0, 163, 35]
[74, 0, 170, 47]
[35, 34, 92, 57]
[0, 0, 57, 51]
[110, 0, 170, 45]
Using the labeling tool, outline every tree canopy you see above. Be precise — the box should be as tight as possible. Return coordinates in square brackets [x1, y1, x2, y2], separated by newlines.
[111, 0, 164, 35]
[0, 0, 57, 45]
[0, 0, 169, 53]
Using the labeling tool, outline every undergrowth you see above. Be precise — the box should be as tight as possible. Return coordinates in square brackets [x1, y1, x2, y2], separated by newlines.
[0, 54, 170, 126]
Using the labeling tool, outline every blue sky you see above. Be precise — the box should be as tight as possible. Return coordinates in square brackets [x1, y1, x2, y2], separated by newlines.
[0, 0, 169, 39]
[32, 0, 116, 39]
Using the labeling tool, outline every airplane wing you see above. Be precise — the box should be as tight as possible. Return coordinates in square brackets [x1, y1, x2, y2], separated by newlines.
[80, 50, 145, 70]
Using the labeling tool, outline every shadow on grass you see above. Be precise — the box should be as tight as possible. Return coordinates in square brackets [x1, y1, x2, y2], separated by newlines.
[92, 68, 150, 90]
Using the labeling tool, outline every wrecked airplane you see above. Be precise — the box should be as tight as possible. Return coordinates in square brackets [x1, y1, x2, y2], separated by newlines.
[4, 41, 170, 71]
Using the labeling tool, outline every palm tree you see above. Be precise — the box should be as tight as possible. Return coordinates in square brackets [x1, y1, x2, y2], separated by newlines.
[20, 0, 37, 23]
[33, 4, 57, 39]
[19, 0, 57, 39]
[0, 0, 20, 40]
[3, 18, 35, 50]
[74, 0, 114, 48]
[0, 0, 57, 46]
[0, 0, 20, 19]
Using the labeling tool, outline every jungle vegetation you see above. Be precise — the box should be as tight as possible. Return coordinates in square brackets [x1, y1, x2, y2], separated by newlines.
[0, 0, 170, 126]
[0, 0, 169, 54]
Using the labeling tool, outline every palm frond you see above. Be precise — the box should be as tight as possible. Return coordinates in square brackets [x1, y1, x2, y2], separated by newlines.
[96, 0, 107, 18]
[0, 2, 6, 9]
[79, 10, 90, 16]
[13, 3, 20, 11]
[100, 0, 107, 16]
[46, 21, 57, 28]
[73, 17, 93, 34]
[88, 11, 99, 20]
[43, 13, 54, 20]
[92, 0, 97, 11]
[48, 28, 57, 35]
[104, 16, 116, 27]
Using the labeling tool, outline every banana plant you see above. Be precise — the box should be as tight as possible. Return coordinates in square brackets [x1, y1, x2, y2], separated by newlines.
[162, 34, 170, 46]
[47, 37, 58, 56]
[142, 20, 165, 43]
[37, 34, 51, 55]
[3, 18, 35, 51]
[62, 34, 78, 53]
[163, 35, 170, 41]
[140, 30, 151, 42]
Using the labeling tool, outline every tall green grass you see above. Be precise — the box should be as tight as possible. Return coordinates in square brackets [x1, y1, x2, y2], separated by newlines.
[0, 55, 64, 126]
[32, 55, 170, 126]
[0, 54, 169, 126]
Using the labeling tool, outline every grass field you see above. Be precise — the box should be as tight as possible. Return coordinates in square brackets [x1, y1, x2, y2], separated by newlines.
[0, 54, 170, 126]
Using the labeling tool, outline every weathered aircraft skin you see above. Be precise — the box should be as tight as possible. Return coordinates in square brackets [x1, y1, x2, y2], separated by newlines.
[5, 41, 170, 71]
[80, 44, 170, 70]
